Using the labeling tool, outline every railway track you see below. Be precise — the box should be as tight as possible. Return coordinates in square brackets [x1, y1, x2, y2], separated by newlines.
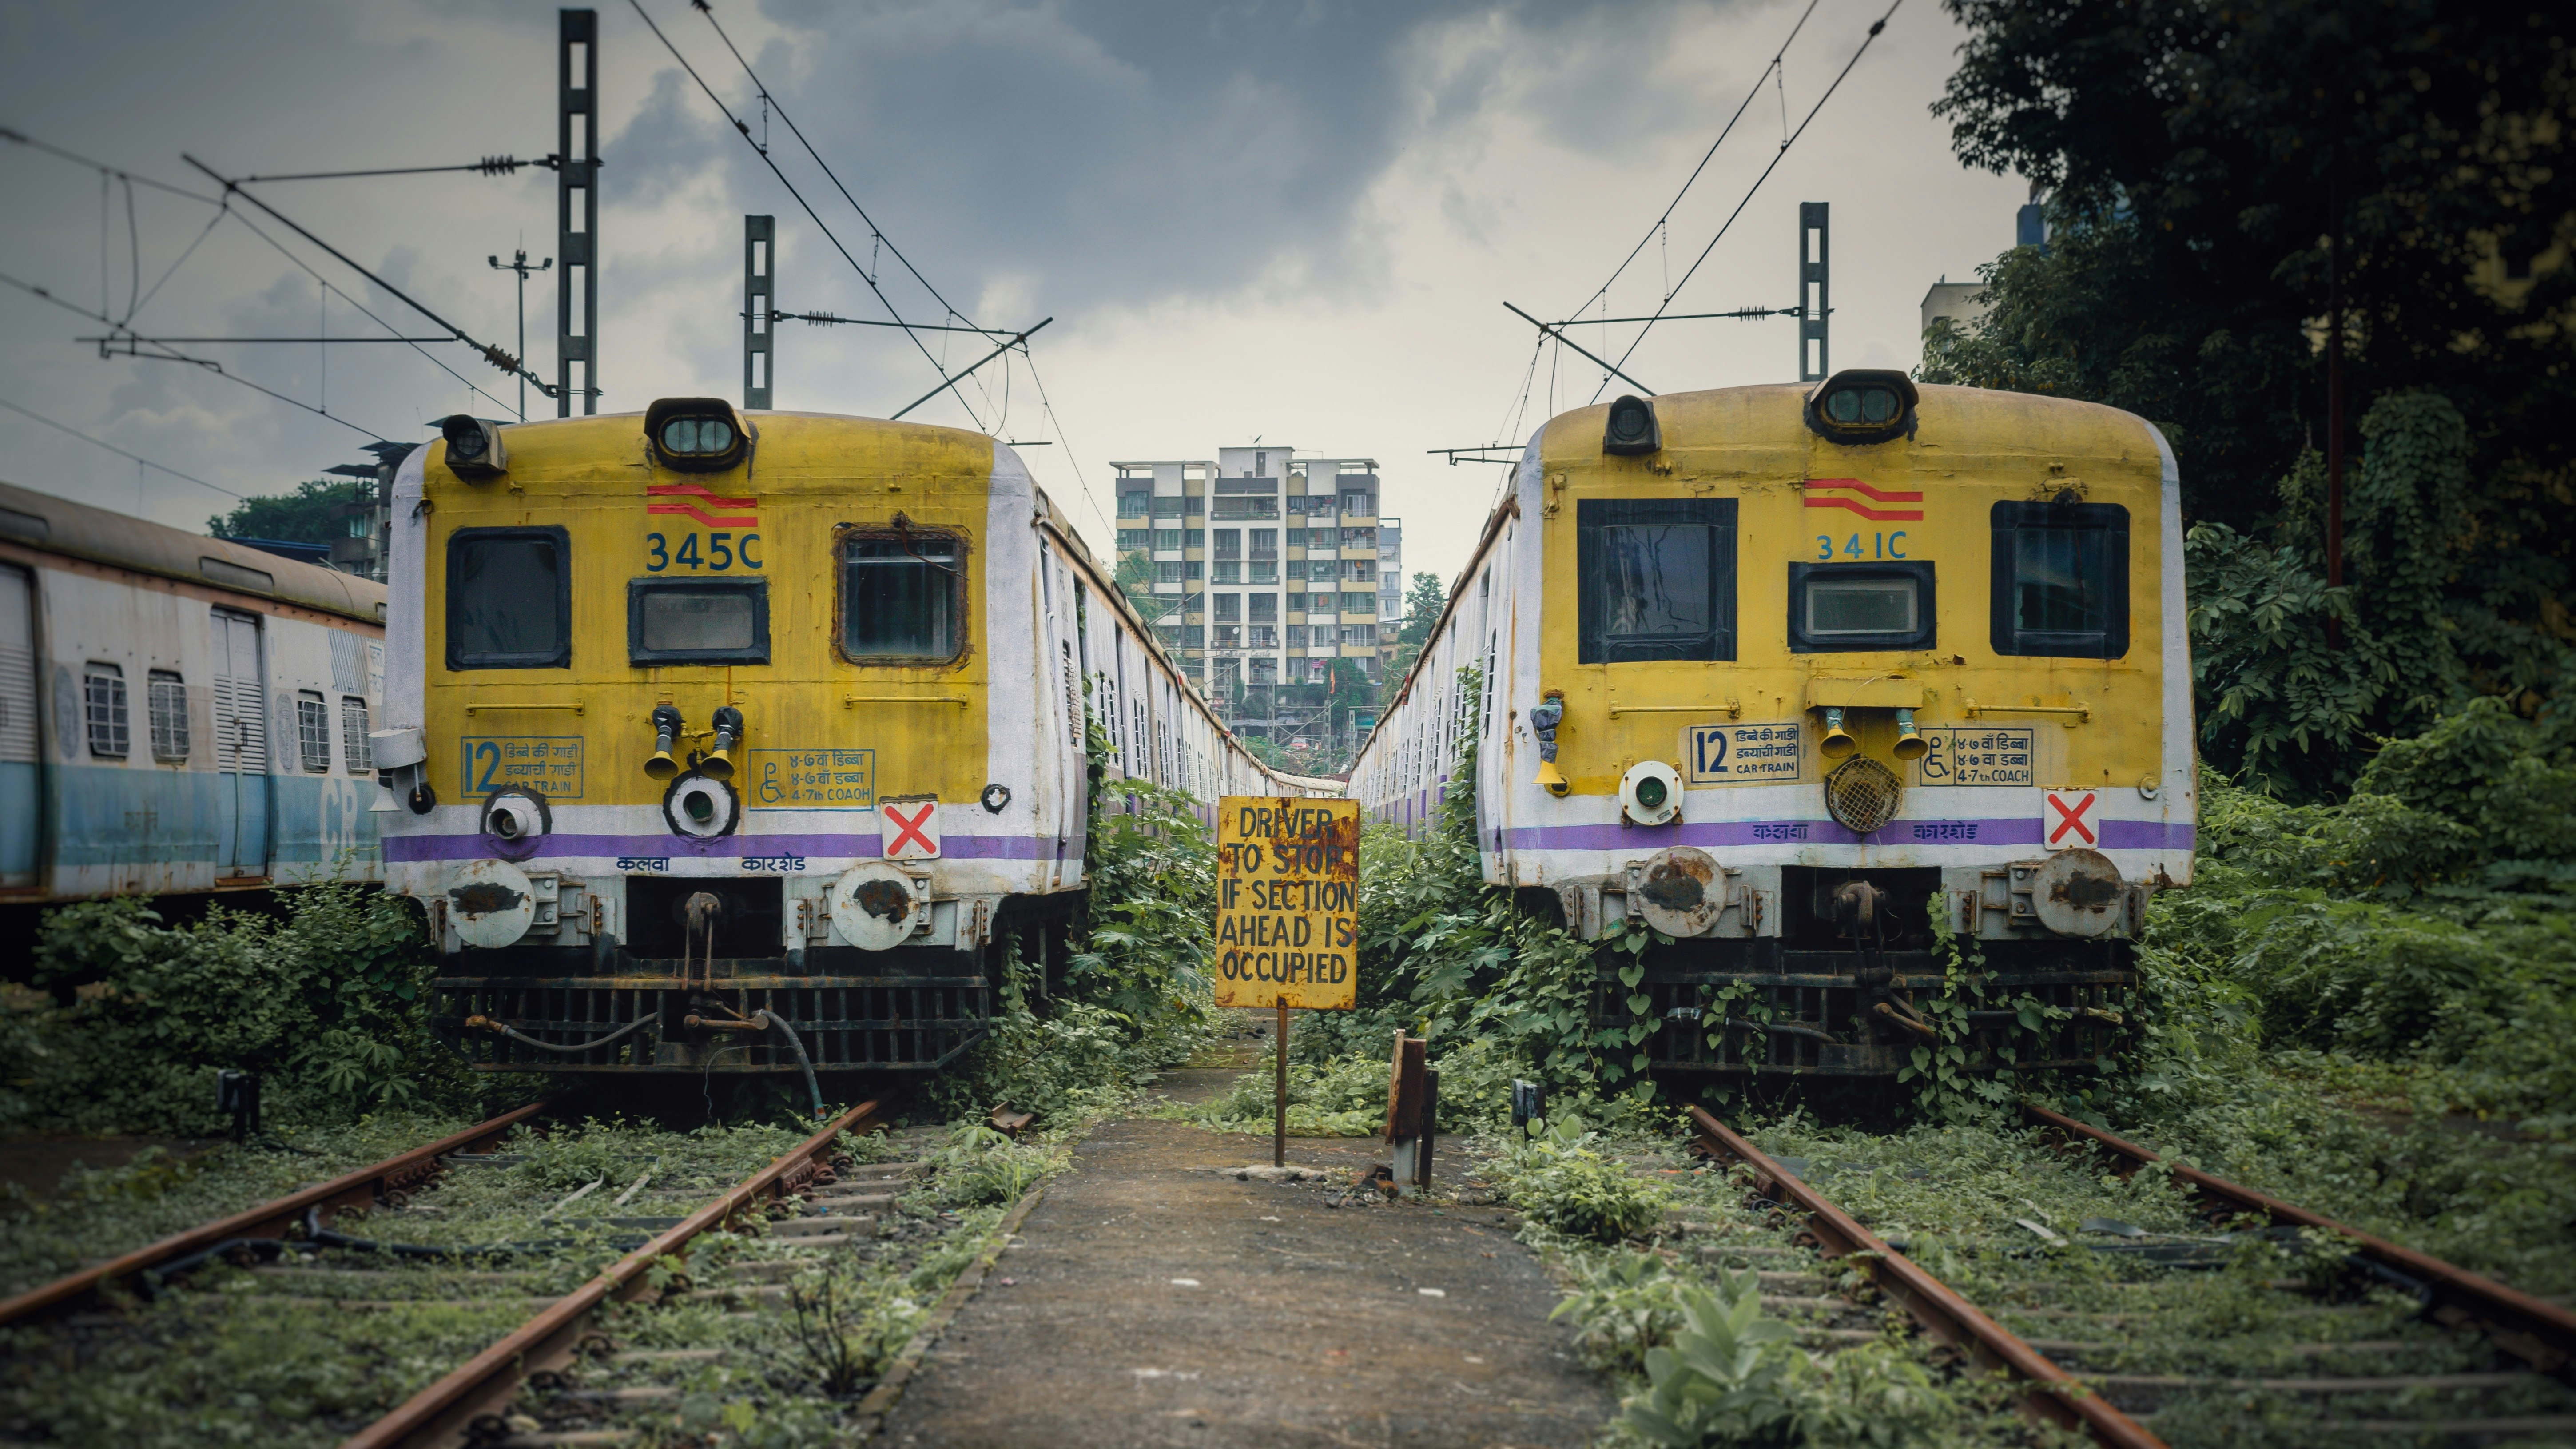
[1683, 1103, 2576, 1447]
[0, 1097, 1043, 1448]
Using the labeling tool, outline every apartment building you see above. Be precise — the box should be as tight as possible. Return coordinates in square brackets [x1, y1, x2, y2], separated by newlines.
[1111, 445, 1389, 748]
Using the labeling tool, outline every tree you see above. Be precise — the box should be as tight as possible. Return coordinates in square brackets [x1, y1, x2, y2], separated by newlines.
[1382, 571, 1449, 702]
[1927, 0, 2574, 785]
[207, 478, 372, 545]
[1113, 551, 1173, 623]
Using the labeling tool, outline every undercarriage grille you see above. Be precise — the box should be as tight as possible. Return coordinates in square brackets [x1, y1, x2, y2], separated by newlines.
[433, 965, 992, 1073]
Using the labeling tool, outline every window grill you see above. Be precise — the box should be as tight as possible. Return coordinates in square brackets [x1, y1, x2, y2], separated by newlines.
[148, 670, 189, 761]
[297, 691, 331, 772]
[84, 665, 128, 758]
[340, 696, 371, 773]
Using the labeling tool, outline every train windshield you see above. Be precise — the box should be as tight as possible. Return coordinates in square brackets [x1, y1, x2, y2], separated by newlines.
[1576, 498, 1737, 663]
[1989, 502, 2128, 658]
[842, 535, 960, 660]
[447, 528, 570, 669]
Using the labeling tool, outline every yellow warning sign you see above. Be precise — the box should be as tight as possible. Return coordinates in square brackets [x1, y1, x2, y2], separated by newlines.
[1212, 796, 1360, 1011]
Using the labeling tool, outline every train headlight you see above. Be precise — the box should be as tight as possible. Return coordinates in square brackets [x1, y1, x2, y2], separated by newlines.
[1601, 395, 1662, 456]
[1619, 760, 1682, 827]
[437, 414, 509, 479]
[479, 788, 552, 857]
[645, 398, 752, 472]
[1802, 370, 1919, 446]
[663, 772, 741, 839]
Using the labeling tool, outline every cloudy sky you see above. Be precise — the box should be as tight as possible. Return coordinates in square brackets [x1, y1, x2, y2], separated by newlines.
[0, 0, 2027, 587]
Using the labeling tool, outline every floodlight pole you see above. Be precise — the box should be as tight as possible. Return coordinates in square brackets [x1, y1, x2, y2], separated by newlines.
[489, 250, 551, 421]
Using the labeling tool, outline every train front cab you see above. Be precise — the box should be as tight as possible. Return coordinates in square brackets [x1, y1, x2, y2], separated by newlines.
[382, 404, 1108, 1083]
[1496, 374, 2192, 1083]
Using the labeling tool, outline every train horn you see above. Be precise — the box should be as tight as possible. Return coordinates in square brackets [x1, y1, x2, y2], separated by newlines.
[1534, 758, 1569, 796]
[703, 704, 745, 782]
[645, 704, 684, 781]
[1820, 707, 1857, 760]
[1892, 708, 1927, 762]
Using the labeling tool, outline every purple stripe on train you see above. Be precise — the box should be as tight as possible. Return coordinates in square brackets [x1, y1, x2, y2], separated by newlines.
[382, 832, 1062, 864]
[1496, 817, 2194, 852]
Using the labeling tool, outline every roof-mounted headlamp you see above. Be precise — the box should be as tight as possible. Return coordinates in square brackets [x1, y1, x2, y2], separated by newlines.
[1803, 370, 1919, 446]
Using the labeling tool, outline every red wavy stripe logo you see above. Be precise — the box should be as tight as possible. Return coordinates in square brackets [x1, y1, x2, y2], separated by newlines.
[1803, 478, 1924, 520]
[648, 482, 757, 507]
[1803, 497, 1924, 521]
[1804, 478, 1923, 502]
[647, 501, 759, 528]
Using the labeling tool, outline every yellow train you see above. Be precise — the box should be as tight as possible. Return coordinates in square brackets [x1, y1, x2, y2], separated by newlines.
[377, 398, 1298, 1082]
[1352, 372, 2193, 1081]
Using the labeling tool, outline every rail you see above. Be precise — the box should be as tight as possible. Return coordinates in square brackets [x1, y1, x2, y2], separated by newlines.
[0, 1098, 554, 1327]
[842, 694, 970, 708]
[1610, 695, 1741, 718]
[340, 1097, 886, 1449]
[1692, 1103, 2576, 1444]
[1686, 1105, 2164, 1448]
[2022, 1100, 2576, 1374]
[462, 701, 586, 715]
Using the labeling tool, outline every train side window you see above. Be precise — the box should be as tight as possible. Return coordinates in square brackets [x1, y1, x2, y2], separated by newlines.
[628, 577, 770, 665]
[1990, 501, 2128, 658]
[148, 670, 190, 762]
[340, 696, 371, 772]
[1787, 561, 1937, 652]
[1577, 498, 1737, 663]
[838, 529, 965, 663]
[83, 664, 129, 758]
[295, 691, 331, 772]
[446, 526, 571, 669]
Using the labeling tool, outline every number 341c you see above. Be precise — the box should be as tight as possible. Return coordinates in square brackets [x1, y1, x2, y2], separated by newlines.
[646, 532, 762, 572]
[1816, 531, 1908, 560]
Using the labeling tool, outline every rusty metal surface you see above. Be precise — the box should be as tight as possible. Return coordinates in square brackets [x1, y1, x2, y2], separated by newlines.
[0, 1100, 551, 1327]
[1686, 1106, 2167, 1449]
[2023, 1100, 2576, 1375]
[341, 1098, 885, 1449]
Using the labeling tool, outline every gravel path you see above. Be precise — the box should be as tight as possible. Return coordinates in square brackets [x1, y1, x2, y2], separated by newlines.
[878, 1069, 1613, 1448]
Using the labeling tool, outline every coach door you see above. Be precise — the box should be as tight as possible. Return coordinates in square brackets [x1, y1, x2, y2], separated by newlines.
[210, 608, 270, 876]
[0, 565, 37, 885]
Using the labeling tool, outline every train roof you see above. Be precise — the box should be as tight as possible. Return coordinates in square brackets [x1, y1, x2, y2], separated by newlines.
[0, 477, 386, 625]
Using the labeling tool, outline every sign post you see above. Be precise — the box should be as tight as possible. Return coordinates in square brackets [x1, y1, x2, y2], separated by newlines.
[1214, 796, 1360, 1167]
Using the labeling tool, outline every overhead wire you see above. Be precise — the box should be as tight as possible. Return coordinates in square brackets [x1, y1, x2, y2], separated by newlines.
[183, 156, 552, 403]
[1584, 0, 1904, 402]
[0, 269, 390, 440]
[1559, 0, 1824, 326]
[0, 395, 243, 498]
[5, 128, 524, 422]
[687, 1, 1013, 426]
[626, 0, 985, 428]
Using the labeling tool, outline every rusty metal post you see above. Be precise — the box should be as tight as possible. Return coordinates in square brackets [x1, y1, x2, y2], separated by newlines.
[1274, 995, 1288, 1168]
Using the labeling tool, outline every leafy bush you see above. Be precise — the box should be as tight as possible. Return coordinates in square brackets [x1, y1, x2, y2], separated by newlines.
[1189, 1051, 1389, 1137]
[1491, 1115, 1666, 1243]
[1614, 1269, 1805, 1448]
[924, 1120, 1060, 1208]
[0, 883, 479, 1134]
[924, 705, 1219, 1125]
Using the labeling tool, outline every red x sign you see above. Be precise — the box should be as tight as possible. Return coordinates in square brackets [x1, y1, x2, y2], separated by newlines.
[882, 799, 941, 859]
[2044, 790, 2098, 849]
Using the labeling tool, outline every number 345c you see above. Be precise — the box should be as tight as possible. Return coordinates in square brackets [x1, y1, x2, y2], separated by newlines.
[645, 532, 762, 572]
